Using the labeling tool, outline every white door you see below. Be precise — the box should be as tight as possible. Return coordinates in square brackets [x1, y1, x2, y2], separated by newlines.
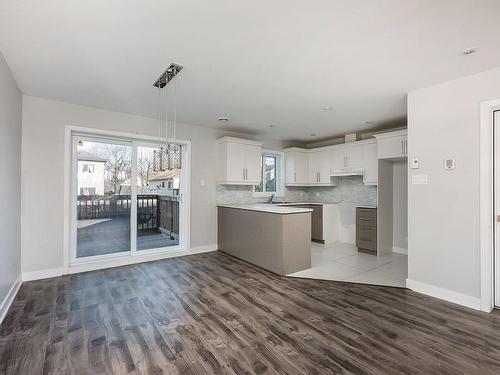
[226, 142, 246, 183]
[377, 135, 406, 159]
[308, 151, 320, 183]
[317, 149, 334, 184]
[495, 110, 500, 306]
[346, 145, 363, 168]
[362, 143, 378, 185]
[244, 144, 262, 184]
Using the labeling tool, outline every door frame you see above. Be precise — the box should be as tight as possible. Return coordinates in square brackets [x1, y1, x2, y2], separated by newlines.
[479, 98, 500, 312]
[63, 125, 191, 274]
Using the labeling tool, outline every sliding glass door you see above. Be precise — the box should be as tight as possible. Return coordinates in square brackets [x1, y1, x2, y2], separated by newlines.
[71, 134, 186, 264]
[136, 143, 181, 251]
[74, 137, 132, 259]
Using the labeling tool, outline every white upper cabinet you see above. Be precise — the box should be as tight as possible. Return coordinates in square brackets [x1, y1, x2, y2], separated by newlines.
[284, 148, 309, 185]
[331, 144, 363, 170]
[217, 137, 262, 185]
[244, 143, 262, 183]
[362, 142, 378, 185]
[374, 130, 407, 159]
[308, 149, 334, 185]
[285, 140, 377, 186]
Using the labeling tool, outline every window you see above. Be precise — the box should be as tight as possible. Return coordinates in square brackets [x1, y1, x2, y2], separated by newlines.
[82, 163, 94, 173]
[254, 151, 284, 196]
[162, 181, 165, 188]
[167, 181, 173, 189]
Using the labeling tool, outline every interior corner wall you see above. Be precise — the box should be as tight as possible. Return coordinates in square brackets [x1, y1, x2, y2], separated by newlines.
[407, 66, 500, 307]
[392, 160, 407, 250]
[0, 52, 22, 309]
[20, 96, 270, 274]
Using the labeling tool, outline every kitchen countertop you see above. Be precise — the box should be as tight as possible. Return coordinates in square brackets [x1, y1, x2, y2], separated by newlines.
[217, 203, 313, 214]
[274, 202, 337, 206]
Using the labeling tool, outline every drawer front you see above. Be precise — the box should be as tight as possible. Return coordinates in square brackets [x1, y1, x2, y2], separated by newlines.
[356, 207, 377, 252]
[356, 216, 376, 228]
[357, 238, 376, 251]
[357, 207, 376, 220]
[356, 222, 377, 233]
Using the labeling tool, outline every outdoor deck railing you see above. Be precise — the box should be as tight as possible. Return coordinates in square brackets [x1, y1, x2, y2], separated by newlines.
[77, 194, 179, 236]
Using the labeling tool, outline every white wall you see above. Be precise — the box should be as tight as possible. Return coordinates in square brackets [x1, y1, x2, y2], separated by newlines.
[407, 67, 500, 307]
[392, 160, 408, 250]
[0, 52, 22, 314]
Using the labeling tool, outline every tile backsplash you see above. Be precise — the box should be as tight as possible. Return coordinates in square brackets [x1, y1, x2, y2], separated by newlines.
[216, 176, 377, 207]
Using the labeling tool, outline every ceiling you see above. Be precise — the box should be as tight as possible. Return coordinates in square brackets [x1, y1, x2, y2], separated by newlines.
[1, 0, 500, 142]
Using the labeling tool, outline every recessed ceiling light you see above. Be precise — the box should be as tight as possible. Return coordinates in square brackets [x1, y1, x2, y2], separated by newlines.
[364, 121, 374, 124]
[269, 124, 276, 128]
[321, 106, 332, 111]
[461, 48, 478, 56]
[218, 116, 229, 122]
[310, 133, 317, 137]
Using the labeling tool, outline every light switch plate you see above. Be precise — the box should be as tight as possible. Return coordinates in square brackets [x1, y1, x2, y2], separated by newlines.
[410, 158, 419, 169]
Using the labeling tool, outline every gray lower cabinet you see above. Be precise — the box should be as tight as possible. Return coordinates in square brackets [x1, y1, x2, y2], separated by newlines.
[310, 205, 323, 242]
[356, 207, 377, 253]
[290, 204, 323, 242]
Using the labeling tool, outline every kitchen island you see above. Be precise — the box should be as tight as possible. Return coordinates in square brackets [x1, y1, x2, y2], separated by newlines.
[217, 204, 312, 275]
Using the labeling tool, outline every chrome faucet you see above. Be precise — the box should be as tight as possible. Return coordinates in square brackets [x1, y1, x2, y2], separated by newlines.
[268, 194, 275, 204]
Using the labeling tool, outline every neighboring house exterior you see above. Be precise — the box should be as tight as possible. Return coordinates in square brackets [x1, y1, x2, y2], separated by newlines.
[119, 177, 144, 195]
[118, 169, 179, 196]
[148, 169, 180, 196]
[77, 150, 106, 195]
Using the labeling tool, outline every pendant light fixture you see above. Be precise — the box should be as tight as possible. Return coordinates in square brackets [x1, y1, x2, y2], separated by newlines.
[153, 63, 183, 171]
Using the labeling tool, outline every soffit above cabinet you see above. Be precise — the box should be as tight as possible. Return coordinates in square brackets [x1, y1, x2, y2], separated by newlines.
[372, 129, 407, 140]
[285, 138, 377, 154]
[217, 136, 262, 147]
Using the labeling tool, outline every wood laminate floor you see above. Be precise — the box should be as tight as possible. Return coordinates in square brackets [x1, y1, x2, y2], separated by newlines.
[1, 251, 500, 375]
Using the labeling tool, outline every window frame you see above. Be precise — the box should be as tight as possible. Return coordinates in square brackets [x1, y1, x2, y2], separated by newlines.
[253, 150, 285, 197]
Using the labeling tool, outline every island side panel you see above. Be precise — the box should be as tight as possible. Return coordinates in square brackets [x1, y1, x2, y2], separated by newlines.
[281, 212, 312, 275]
[217, 207, 285, 275]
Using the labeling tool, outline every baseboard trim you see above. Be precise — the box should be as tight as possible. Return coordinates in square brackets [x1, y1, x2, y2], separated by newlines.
[189, 244, 218, 254]
[406, 279, 481, 311]
[69, 250, 188, 274]
[0, 275, 22, 325]
[392, 246, 408, 255]
[21, 246, 218, 282]
[22, 267, 64, 282]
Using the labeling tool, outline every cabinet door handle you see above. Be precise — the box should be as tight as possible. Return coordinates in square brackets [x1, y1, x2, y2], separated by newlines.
[245, 168, 248, 180]
[401, 140, 404, 155]
[318, 172, 320, 182]
[243, 168, 245, 180]
[294, 172, 296, 182]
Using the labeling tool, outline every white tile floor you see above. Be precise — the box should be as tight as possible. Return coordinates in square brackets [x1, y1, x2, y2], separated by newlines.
[287, 242, 408, 288]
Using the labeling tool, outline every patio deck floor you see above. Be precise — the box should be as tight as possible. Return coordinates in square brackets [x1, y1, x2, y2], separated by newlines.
[77, 216, 178, 258]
